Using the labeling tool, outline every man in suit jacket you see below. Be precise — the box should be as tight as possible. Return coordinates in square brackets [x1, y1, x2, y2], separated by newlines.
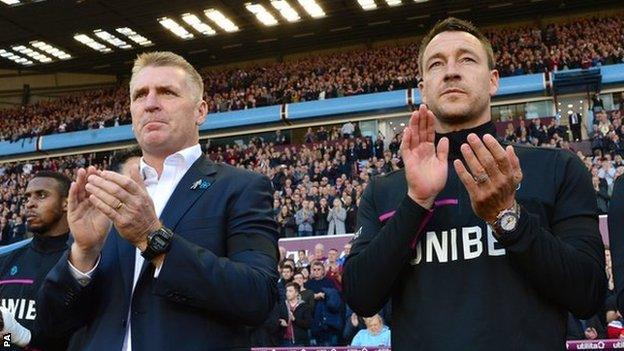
[37, 51, 279, 351]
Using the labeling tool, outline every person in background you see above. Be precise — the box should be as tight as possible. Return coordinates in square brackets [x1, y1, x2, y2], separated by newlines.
[281, 282, 313, 347]
[350, 314, 391, 347]
[0, 172, 73, 350]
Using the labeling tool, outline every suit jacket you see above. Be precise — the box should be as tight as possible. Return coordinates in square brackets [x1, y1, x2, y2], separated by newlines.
[37, 156, 279, 351]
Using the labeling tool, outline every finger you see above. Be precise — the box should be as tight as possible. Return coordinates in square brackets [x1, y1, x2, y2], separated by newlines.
[426, 109, 436, 143]
[437, 137, 449, 163]
[482, 134, 511, 174]
[418, 104, 427, 143]
[453, 159, 478, 194]
[85, 183, 123, 211]
[88, 194, 121, 222]
[74, 168, 87, 202]
[400, 127, 412, 154]
[507, 146, 523, 182]
[68, 182, 79, 212]
[100, 170, 142, 195]
[87, 175, 131, 203]
[408, 109, 418, 129]
[460, 143, 488, 180]
[466, 133, 501, 177]
[128, 166, 146, 191]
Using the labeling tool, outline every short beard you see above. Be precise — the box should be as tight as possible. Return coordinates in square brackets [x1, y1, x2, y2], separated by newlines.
[428, 95, 490, 129]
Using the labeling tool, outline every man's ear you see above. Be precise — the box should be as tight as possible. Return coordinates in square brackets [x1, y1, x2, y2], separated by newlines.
[489, 69, 500, 97]
[418, 80, 427, 105]
[195, 100, 208, 126]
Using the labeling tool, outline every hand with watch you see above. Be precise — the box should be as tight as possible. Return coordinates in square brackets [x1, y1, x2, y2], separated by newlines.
[453, 133, 524, 233]
[487, 201, 521, 236]
[141, 226, 174, 260]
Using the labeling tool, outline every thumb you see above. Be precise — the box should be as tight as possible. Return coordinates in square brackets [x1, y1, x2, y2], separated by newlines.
[129, 165, 146, 191]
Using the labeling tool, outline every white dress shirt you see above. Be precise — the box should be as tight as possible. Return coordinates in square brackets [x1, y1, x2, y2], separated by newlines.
[69, 144, 202, 351]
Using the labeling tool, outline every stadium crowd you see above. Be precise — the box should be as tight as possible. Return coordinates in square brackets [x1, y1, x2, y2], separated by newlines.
[1, 15, 624, 143]
[1, 113, 624, 345]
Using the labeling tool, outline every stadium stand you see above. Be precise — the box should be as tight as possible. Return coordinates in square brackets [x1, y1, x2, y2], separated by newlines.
[1, 15, 624, 143]
[2, 3, 624, 349]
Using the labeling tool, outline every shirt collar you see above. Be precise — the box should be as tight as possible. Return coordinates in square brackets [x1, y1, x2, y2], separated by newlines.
[140, 144, 202, 183]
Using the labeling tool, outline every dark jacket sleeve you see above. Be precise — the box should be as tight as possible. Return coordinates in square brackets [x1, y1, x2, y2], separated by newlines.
[609, 176, 624, 312]
[497, 152, 607, 318]
[293, 303, 313, 329]
[153, 174, 279, 326]
[35, 250, 100, 335]
[342, 176, 432, 317]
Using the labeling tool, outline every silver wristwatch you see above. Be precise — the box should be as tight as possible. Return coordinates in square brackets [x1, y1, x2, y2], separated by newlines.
[489, 201, 520, 235]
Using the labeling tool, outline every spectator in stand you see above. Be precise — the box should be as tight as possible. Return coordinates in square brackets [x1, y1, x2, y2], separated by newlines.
[293, 271, 315, 312]
[327, 198, 347, 235]
[314, 198, 330, 236]
[277, 206, 296, 238]
[296, 250, 310, 268]
[305, 261, 343, 346]
[344, 195, 358, 233]
[295, 200, 315, 237]
[281, 282, 313, 347]
[342, 122, 355, 139]
[313, 243, 326, 262]
[325, 248, 343, 291]
[278, 264, 295, 298]
[337, 243, 352, 267]
[350, 314, 391, 347]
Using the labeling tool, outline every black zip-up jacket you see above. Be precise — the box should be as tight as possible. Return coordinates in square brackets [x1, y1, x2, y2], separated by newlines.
[0, 233, 71, 351]
[343, 121, 606, 351]
[609, 176, 624, 313]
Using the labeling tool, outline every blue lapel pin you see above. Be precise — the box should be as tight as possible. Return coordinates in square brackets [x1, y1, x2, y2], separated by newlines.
[199, 179, 211, 189]
[191, 179, 212, 190]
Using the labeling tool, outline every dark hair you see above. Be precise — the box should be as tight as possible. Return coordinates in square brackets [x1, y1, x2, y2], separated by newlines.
[311, 260, 324, 268]
[281, 264, 294, 272]
[32, 171, 71, 197]
[110, 146, 143, 173]
[418, 17, 495, 73]
[285, 282, 301, 293]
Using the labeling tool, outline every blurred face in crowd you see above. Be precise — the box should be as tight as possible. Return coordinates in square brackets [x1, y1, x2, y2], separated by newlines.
[365, 315, 384, 335]
[298, 250, 306, 261]
[24, 177, 67, 236]
[344, 243, 352, 256]
[328, 249, 338, 264]
[300, 267, 310, 279]
[293, 273, 305, 287]
[130, 65, 207, 159]
[419, 31, 499, 131]
[281, 266, 294, 281]
[286, 285, 299, 301]
[315, 244, 325, 259]
[311, 264, 325, 279]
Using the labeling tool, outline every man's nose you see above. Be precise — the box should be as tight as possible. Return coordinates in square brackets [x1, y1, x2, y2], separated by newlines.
[144, 91, 161, 112]
[443, 59, 462, 81]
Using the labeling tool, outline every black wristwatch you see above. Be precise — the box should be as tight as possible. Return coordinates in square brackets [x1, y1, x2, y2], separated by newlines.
[141, 226, 174, 260]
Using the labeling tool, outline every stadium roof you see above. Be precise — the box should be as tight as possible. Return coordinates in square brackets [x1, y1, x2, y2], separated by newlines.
[0, 0, 622, 75]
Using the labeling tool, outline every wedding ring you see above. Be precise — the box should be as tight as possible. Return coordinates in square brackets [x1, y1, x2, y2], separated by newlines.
[474, 174, 489, 184]
[115, 201, 124, 210]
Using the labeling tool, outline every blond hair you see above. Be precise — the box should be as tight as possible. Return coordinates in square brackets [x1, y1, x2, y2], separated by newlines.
[129, 51, 204, 102]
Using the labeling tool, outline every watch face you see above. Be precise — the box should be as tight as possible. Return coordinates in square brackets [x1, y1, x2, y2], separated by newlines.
[152, 236, 167, 250]
[500, 213, 518, 231]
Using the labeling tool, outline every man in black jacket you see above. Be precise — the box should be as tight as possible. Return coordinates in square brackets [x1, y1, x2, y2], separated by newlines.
[609, 176, 624, 314]
[0, 171, 72, 350]
[343, 17, 606, 351]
